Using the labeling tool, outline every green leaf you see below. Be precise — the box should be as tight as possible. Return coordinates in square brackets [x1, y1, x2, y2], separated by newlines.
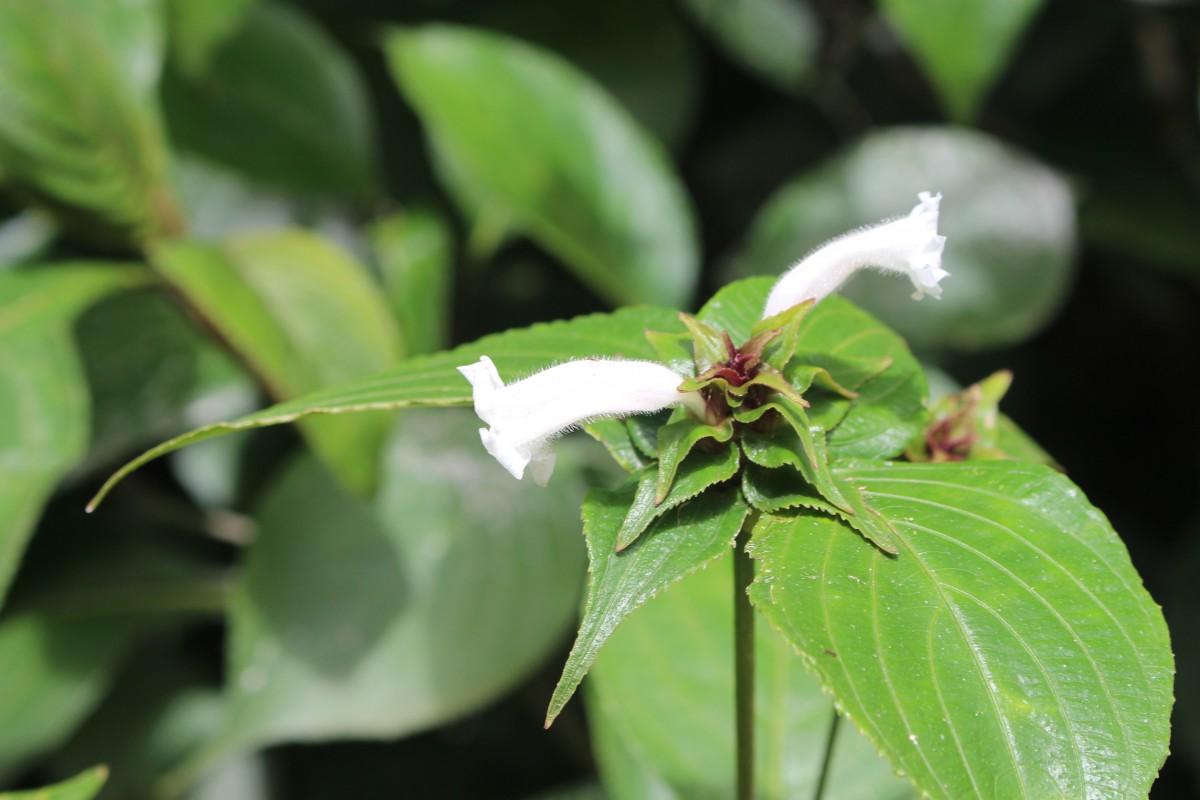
[588, 557, 916, 799]
[150, 230, 402, 496]
[738, 400, 853, 513]
[748, 461, 1174, 800]
[754, 299, 814, 371]
[163, 3, 376, 197]
[75, 287, 251, 470]
[737, 400, 899, 554]
[584, 419, 652, 474]
[0, 766, 108, 800]
[654, 413, 735, 503]
[624, 412, 668, 460]
[880, 0, 1046, 121]
[0, 265, 145, 607]
[679, 0, 819, 94]
[700, 278, 927, 459]
[679, 313, 728, 374]
[792, 301, 926, 460]
[167, 411, 587, 785]
[0, 615, 136, 781]
[165, 0, 256, 76]
[0, 0, 181, 244]
[546, 482, 749, 726]
[697, 275, 774, 343]
[644, 329, 695, 377]
[369, 210, 454, 357]
[451, 0, 700, 150]
[89, 303, 679, 510]
[616, 441, 739, 551]
[728, 127, 1077, 352]
[385, 24, 699, 307]
[425, 0, 703, 261]
[740, 461, 900, 556]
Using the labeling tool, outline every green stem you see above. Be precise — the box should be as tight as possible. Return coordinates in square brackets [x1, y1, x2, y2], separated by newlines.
[813, 705, 842, 800]
[734, 522, 756, 800]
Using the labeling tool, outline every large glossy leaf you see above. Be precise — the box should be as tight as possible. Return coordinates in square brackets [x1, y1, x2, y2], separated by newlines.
[163, 3, 375, 197]
[0, 766, 108, 800]
[0, 0, 180, 244]
[545, 481, 749, 725]
[385, 25, 699, 307]
[880, 0, 1047, 121]
[449, 0, 700, 151]
[588, 558, 915, 799]
[679, 0, 819, 94]
[166, 412, 587, 787]
[151, 230, 402, 495]
[0, 616, 136, 782]
[88, 303, 680, 509]
[748, 461, 1174, 799]
[0, 265, 145, 607]
[728, 127, 1076, 352]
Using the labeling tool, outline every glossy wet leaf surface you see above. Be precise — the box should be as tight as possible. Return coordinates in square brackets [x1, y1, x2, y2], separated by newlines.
[385, 25, 698, 307]
[164, 3, 375, 197]
[749, 461, 1173, 800]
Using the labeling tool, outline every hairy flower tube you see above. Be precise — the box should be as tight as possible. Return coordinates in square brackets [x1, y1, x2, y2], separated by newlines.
[762, 191, 948, 318]
[458, 356, 706, 485]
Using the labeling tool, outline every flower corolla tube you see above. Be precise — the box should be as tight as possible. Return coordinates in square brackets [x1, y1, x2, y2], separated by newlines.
[458, 356, 705, 485]
[762, 191, 947, 318]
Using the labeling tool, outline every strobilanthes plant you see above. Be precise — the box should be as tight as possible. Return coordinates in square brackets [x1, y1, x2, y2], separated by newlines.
[91, 194, 1172, 800]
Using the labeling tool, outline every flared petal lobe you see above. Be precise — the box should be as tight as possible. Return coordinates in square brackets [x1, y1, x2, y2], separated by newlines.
[458, 356, 704, 485]
[763, 191, 948, 318]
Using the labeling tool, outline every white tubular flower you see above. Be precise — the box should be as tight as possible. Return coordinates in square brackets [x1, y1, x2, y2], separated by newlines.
[762, 191, 948, 318]
[458, 356, 706, 485]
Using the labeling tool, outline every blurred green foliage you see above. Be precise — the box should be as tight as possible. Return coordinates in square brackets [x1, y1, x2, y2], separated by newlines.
[1, 0, 1198, 797]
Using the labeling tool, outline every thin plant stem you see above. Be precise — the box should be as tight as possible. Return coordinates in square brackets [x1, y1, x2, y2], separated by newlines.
[734, 522, 756, 800]
[813, 705, 842, 800]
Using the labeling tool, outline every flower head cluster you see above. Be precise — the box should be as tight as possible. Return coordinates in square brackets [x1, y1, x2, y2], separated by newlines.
[462, 192, 945, 483]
